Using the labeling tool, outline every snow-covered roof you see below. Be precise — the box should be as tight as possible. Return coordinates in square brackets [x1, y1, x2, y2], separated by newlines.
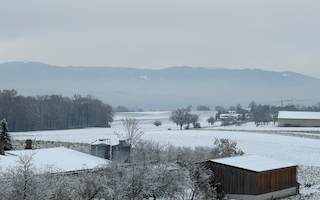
[209, 155, 296, 172]
[91, 139, 110, 145]
[278, 111, 320, 120]
[0, 147, 108, 173]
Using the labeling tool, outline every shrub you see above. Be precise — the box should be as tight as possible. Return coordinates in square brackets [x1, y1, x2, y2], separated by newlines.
[207, 117, 215, 125]
[154, 120, 162, 126]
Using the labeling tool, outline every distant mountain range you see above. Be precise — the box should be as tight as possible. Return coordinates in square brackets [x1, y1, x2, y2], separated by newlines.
[1, 61, 319, 110]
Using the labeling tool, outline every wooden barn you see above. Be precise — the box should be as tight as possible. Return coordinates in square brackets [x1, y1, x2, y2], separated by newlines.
[278, 111, 320, 127]
[203, 155, 298, 200]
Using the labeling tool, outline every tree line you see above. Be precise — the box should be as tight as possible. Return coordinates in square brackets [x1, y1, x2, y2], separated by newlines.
[215, 101, 320, 125]
[175, 101, 320, 128]
[0, 89, 114, 132]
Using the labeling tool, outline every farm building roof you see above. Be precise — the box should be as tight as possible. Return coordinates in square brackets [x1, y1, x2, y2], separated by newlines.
[0, 147, 108, 173]
[278, 111, 320, 120]
[209, 155, 296, 172]
[91, 139, 111, 145]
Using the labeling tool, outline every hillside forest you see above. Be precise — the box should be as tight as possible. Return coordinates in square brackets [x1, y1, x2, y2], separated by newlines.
[0, 89, 114, 132]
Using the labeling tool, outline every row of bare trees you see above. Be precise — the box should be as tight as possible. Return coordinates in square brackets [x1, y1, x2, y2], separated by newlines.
[0, 89, 114, 132]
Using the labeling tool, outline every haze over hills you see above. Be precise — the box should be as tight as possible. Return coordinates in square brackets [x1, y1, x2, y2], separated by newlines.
[1, 61, 319, 110]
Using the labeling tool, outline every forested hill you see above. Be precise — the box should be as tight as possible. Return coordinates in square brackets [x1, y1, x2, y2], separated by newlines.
[0, 89, 114, 132]
[1, 61, 320, 109]
[1, 61, 317, 84]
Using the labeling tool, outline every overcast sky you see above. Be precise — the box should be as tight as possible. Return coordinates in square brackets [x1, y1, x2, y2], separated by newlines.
[1, 1, 320, 78]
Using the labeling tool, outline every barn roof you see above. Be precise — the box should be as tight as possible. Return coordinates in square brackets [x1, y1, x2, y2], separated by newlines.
[209, 155, 296, 172]
[278, 111, 320, 120]
[0, 147, 108, 173]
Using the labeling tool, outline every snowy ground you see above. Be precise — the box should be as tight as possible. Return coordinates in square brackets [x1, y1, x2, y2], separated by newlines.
[11, 111, 320, 199]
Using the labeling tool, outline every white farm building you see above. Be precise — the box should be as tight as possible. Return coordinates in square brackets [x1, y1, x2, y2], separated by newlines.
[278, 111, 320, 127]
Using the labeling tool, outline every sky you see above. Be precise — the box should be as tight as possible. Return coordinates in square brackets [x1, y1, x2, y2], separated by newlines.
[1, 0, 320, 78]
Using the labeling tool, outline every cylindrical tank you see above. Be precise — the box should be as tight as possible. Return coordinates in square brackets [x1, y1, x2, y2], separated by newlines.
[91, 139, 111, 159]
[112, 140, 131, 162]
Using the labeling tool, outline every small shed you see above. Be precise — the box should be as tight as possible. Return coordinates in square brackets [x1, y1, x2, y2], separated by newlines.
[203, 155, 298, 200]
[278, 111, 320, 127]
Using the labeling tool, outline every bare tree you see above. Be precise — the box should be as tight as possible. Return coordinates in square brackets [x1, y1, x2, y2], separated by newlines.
[4, 152, 49, 200]
[169, 108, 191, 130]
[236, 103, 243, 114]
[187, 165, 217, 200]
[254, 111, 270, 126]
[114, 117, 145, 146]
[130, 140, 169, 164]
[0, 89, 18, 120]
[73, 171, 104, 200]
[197, 105, 210, 111]
[0, 153, 73, 200]
[215, 106, 226, 113]
[211, 138, 244, 159]
[114, 105, 135, 112]
[248, 101, 257, 113]
[189, 114, 200, 128]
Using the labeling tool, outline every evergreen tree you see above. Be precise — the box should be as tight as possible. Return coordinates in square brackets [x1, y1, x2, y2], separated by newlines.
[0, 118, 12, 149]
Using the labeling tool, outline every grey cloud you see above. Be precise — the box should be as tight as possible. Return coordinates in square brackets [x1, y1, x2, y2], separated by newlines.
[0, 0, 320, 77]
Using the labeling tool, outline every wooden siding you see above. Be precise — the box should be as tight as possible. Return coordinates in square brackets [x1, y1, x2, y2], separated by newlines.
[204, 161, 297, 196]
[204, 161, 258, 195]
[258, 167, 296, 194]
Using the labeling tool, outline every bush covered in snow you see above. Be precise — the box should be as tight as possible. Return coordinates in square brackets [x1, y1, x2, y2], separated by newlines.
[282, 165, 320, 200]
[154, 120, 162, 126]
[11, 139, 90, 154]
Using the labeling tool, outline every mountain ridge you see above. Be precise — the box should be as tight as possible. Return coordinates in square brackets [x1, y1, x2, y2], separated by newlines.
[1, 61, 317, 82]
[0, 61, 319, 109]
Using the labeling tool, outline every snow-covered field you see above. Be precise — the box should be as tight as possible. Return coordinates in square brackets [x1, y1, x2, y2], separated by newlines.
[12, 111, 320, 167]
[11, 111, 320, 199]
